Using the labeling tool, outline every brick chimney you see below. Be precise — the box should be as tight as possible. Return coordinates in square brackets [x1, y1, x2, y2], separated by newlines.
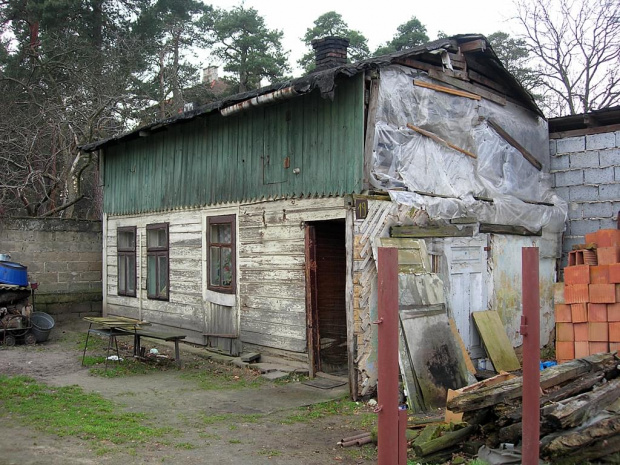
[202, 66, 218, 83]
[311, 36, 350, 72]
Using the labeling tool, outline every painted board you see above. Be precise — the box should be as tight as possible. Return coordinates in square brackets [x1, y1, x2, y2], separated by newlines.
[472, 310, 521, 372]
[399, 304, 470, 409]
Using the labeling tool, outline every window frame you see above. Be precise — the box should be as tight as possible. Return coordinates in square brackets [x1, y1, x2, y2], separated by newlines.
[117, 226, 137, 297]
[146, 222, 169, 301]
[207, 215, 236, 294]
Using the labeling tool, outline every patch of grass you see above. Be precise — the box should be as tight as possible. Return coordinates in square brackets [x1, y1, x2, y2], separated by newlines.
[198, 432, 221, 440]
[229, 439, 242, 444]
[199, 412, 265, 427]
[257, 449, 281, 457]
[282, 397, 366, 424]
[344, 444, 376, 461]
[199, 413, 230, 426]
[89, 358, 165, 377]
[174, 442, 196, 450]
[180, 359, 264, 390]
[0, 375, 171, 444]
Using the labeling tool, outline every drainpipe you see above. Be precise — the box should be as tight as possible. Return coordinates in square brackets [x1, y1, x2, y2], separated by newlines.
[138, 230, 143, 321]
[220, 87, 298, 117]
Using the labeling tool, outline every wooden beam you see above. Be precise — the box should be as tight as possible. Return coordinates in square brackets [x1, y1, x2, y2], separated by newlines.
[487, 119, 543, 171]
[467, 69, 509, 94]
[427, 69, 506, 106]
[393, 57, 441, 73]
[407, 123, 477, 159]
[459, 39, 487, 53]
[363, 76, 380, 190]
[549, 123, 620, 139]
[391, 224, 474, 238]
[413, 79, 481, 100]
[479, 223, 542, 236]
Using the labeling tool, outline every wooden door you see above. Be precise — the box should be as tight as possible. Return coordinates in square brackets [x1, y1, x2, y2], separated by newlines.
[305, 220, 347, 375]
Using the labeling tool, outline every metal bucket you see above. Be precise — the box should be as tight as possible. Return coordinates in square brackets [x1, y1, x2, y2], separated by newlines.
[30, 312, 55, 342]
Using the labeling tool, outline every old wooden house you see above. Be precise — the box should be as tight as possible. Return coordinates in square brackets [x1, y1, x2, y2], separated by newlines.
[83, 35, 567, 398]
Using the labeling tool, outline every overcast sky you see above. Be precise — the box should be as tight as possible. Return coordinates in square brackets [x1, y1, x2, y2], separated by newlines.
[205, 0, 521, 76]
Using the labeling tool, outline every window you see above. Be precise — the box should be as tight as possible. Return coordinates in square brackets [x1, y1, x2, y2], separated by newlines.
[147, 223, 169, 300]
[117, 227, 136, 297]
[207, 215, 236, 294]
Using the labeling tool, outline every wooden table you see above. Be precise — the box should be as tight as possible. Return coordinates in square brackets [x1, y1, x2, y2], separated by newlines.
[82, 316, 148, 369]
[82, 316, 186, 367]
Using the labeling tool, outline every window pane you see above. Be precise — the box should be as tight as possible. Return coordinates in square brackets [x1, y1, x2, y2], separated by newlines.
[147, 255, 156, 296]
[210, 223, 231, 244]
[210, 246, 221, 286]
[147, 227, 167, 248]
[118, 256, 126, 294]
[127, 255, 136, 293]
[118, 230, 135, 249]
[158, 256, 168, 298]
[221, 247, 232, 287]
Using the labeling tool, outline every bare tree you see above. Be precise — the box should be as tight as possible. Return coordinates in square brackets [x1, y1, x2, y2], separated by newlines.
[515, 0, 620, 116]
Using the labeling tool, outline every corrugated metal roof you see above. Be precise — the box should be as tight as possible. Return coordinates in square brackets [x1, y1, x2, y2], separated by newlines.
[82, 34, 542, 153]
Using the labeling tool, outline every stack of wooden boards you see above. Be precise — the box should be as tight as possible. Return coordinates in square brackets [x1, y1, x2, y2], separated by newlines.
[556, 228, 620, 362]
[408, 353, 620, 464]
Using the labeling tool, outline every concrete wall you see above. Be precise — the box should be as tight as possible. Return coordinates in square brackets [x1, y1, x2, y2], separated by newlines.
[550, 130, 620, 265]
[0, 218, 102, 321]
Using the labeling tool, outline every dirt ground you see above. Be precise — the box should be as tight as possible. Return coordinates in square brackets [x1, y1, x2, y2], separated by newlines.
[0, 320, 376, 465]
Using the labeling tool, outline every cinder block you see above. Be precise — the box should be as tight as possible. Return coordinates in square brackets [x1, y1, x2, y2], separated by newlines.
[583, 202, 613, 219]
[589, 342, 609, 355]
[556, 322, 574, 341]
[608, 303, 620, 321]
[556, 341, 575, 361]
[551, 154, 569, 171]
[597, 247, 620, 265]
[571, 220, 602, 237]
[590, 283, 616, 303]
[588, 303, 608, 322]
[587, 132, 616, 150]
[565, 265, 591, 284]
[571, 303, 588, 323]
[600, 184, 620, 201]
[555, 304, 572, 322]
[570, 185, 599, 202]
[600, 148, 620, 167]
[610, 322, 620, 342]
[574, 341, 589, 358]
[570, 151, 597, 169]
[574, 322, 589, 341]
[555, 170, 583, 187]
[568, 203, 584, 221]
[588, 322, 609, 341]
[585, 167, 615, 184]
[565, 284, 590, 303]
[557, 136, 586, 154]
[590, 265, 610, 283]
[550, 140, 557, 156]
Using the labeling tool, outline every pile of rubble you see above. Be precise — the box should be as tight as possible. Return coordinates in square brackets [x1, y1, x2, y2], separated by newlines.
[408, 352, 620, 463]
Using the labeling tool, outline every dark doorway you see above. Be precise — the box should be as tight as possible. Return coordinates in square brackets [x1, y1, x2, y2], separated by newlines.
[305, 219, 348, 376]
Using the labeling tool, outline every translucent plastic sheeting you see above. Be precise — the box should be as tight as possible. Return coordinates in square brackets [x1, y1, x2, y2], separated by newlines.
[371, 65, 567, 233]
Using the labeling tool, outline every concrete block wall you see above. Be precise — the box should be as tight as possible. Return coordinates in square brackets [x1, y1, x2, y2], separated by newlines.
[0, 218, 102, 321]
[551, 130, 620, 266]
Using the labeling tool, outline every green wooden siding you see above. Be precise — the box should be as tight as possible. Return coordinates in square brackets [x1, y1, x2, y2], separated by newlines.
[103, 75, 365, 215]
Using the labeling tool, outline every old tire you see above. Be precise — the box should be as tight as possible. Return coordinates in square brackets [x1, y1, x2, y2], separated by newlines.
[24, 332, 37, 345]
[4, 334, 16, 346]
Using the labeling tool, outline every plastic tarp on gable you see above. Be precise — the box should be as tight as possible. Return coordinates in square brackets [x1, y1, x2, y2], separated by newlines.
[371, 66, 567, 233]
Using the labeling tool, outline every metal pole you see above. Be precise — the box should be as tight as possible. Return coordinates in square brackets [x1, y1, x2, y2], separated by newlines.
[521, 247, 540, 464]
[377, 247, 399, 465]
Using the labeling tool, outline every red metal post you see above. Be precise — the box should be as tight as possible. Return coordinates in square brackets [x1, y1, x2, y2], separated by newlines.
[521, 247, 540, 464]
[377, 247, 399, 465]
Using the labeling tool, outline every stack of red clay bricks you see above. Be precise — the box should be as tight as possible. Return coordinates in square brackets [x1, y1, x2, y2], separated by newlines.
[556, 229, 620, 363]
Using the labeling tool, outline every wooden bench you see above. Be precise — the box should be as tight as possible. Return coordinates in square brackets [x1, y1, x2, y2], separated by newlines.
[122, 329, 187, 366]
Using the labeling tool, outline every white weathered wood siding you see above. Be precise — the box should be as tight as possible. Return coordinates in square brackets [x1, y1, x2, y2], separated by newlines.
[238, 198, 347, 357]
[105, 210, 208, 344]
